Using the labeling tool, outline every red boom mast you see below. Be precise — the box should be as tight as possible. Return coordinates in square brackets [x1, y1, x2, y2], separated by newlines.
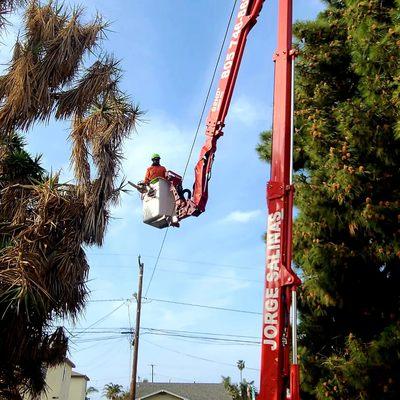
[258, 0, 301, 399]
[146, 1, 301, 398]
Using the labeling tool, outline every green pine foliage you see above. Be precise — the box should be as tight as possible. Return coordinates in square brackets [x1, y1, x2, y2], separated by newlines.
[257, 0, 400, 398]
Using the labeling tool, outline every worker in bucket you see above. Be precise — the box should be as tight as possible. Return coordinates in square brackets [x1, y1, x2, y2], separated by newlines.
[144, 153, 167, 185]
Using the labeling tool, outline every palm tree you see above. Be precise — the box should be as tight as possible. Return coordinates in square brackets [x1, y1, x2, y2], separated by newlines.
[103, 383, 123, 400]
[86, 386, 99, 400]
[237, 360, 245, 383]
[0, 1, 140, 398]
[119, 391, 130, 400]
[0, 0, 24, 29]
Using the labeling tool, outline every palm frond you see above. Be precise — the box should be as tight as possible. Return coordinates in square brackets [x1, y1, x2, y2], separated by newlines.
[37, 7, 105, 89]
[0, 2, 106, 135]
[0, 1, 140, 397]
[0, 0, 26, 30]
[70, 92, 141, 244]
[55, 58, 120, 119]
[0, 47, 36, 132]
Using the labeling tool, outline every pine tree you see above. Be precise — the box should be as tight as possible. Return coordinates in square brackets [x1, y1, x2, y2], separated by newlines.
[257, 0, 400, 398]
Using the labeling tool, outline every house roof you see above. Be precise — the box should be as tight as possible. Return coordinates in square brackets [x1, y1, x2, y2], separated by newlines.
[136, 383, 231, 400]
[65, 358, 76, 368]
[71, 371, 90, 381]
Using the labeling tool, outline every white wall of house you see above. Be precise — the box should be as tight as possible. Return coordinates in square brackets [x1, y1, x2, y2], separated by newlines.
[39, 360, 74, 400]
[22, 359, 89, 400]
[68, 375, 88, 400]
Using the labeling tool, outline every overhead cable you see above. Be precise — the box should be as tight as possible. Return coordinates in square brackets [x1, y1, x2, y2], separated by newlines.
[144, 228, 169, 297]
[182, 0, 239, 178]
[143, 0, 240, 296]
[72, 299, 131, 339]
[87, 297, 262, 315]
[142, 338, 260, 371]
[88, 254, 260, 271]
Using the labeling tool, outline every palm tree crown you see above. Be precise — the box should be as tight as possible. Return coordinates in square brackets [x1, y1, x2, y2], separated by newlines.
[0, 1, 140, 398]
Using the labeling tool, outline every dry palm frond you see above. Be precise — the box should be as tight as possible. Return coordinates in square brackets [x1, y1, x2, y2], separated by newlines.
[0, 0, 26, 29]
[0, 178, 88, 394]
[69, 92, 141, 244]
[0, 246, 50, 315]
[69, 116, 90, 186]
[11, 39, 22, 61]
[0, 3, 106, 135]
[0, 1, 139, 396]
[40, 327, 68, 365]
[0, 47, 36, 133]
[1, 184, 31, 226]
[0, 177, 88, 318]
[25, 1, 65, 45]
[55, 58, 120, 119]
[38, 7, 105, 89]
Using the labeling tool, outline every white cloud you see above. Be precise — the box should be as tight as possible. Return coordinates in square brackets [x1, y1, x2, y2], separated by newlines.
[221, 209, 262, 224]
[230, 96, 271, 127]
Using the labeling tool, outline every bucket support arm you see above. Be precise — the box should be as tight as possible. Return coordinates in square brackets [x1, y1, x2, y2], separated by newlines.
[175, 0, 265, 220]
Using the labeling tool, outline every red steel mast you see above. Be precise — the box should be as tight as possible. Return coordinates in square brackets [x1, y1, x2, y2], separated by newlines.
[168, 1, 301, 398]
[258, 1, 300, 399]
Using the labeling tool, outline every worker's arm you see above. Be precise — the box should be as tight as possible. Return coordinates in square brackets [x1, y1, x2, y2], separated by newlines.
[144, 167, 151, 184]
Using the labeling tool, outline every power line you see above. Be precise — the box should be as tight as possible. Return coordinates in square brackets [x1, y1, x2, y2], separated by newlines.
[70, 326, 259, 340]
[87, 297, 262, 316]
[182, 0, 239, 178]
[141, 332, 260, 346]
[90, 265, 262, 283]
[143, 297, 262, 315]
[141, 327, 259, 340]
[87, 254, 260, 271]
[155, 267, 261, 283]
[72, 300, 131, 339]
[69, 326, 261, 347]
[153, 372, 194, 383]
[88, 298, 128, 302]
[139, 0, 240, 296]
[144, 228, 169, 297]
[142, 338, 260, 371]
[144, 254, 262, 297]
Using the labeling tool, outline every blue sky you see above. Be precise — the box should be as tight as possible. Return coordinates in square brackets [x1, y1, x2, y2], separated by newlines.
[4, 0, 324, 396]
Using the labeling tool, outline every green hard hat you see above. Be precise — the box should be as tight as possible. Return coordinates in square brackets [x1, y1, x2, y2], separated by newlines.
[151, 153, 161, 160]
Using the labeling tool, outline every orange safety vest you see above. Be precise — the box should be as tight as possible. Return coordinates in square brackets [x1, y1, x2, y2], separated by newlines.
[144, 165, 167, 184]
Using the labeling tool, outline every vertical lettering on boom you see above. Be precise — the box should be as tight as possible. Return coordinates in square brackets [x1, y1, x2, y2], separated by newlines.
[263, 210, 284, 350]
[211, 0, 250, 114]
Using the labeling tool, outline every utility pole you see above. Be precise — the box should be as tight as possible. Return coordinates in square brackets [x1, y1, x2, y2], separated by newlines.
[149, 364, 155, 383]
[129, 256, 144, 400]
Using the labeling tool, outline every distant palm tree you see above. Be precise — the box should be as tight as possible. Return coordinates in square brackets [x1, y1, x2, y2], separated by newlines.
[237, 360, 245, 382]
[103, 383, 123, 400]
[119, 391, 130, 400]
[222, 377, 256, 400]
[85, 386, 98, 400]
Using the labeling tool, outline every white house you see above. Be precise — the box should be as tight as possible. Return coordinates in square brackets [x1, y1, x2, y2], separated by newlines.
[24, 359, 89, 400]
[68, 371, 90, 400]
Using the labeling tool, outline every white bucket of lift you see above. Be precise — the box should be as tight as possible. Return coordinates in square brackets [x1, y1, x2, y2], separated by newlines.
[142, 178, 177, 229]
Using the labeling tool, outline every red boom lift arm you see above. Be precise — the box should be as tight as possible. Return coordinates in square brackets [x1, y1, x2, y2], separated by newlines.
[166, 0, 301, 398]
[171, 0, 265, 220]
